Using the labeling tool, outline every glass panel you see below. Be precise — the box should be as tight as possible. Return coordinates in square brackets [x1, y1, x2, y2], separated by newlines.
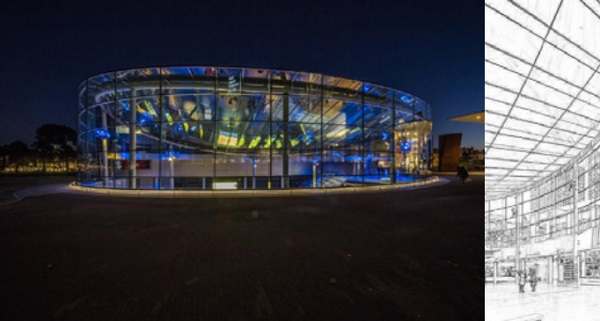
[161, 67, 215, 96]
[322, 124, 362, 151]
[394, 90, 414, 116]
[290, 72, 322, 96]
[288, 95, 321, 124]
[160, 134, 212, 190]
[116, 68, 160, 100]
[364, 103, 392, 152]
[163, 94, 211, 123]
[214, 121, 268, 151]
[215, 67, 242, 95]
[240, 68, 270, 94]
[216, 94, 268, 122]
[322, 149, 363, 186]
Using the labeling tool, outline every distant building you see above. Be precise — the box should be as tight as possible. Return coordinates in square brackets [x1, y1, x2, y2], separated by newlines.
[459, 147, 484, 171]
[464, 148, 484, 161]
[445, 110, 484, 172]
[438, 133, 462, 172]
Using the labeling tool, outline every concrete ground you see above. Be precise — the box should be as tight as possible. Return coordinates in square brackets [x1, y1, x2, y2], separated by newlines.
[0, 176, 483, 320]
[486, 282, 600, 321]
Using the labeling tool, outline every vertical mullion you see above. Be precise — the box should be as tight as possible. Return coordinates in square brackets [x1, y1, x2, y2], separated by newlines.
[213, 70, 218, 188]
[84, 79, 89, 185]
[320, 75, 324, 189]
[391, 90, 396, 185]
[412, 98, 416, 184]
[361, 84, 365, 185]
[112, 73, 117, 187]
[283, 92, 289, 189]
[269, 71, 273, 189]
[158, 68, 163, 189]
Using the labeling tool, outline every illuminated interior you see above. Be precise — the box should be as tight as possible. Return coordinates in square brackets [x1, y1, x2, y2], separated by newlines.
[78, 67, 432, 190]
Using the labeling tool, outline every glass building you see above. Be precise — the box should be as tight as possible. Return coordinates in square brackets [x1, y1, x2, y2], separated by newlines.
[78, 67, 432, 190]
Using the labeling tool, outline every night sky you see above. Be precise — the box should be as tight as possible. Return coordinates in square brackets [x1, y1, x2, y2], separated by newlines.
[0, 0, 482, 148]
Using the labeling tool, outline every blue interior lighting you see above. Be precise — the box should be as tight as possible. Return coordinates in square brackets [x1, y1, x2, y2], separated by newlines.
[402, 142, 411, 151]
[94, 129, 110, 139]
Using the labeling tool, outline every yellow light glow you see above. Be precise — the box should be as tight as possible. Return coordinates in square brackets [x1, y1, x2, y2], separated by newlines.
[326, 128, 349, 138]
[183, 101, 196, 115]
[249, 136, 262, 149]
[106, 153, 121, 159]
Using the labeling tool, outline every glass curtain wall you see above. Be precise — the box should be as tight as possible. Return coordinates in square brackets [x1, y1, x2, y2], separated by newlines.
[78, 67, 432, 190]
[485, 137, 600, 283]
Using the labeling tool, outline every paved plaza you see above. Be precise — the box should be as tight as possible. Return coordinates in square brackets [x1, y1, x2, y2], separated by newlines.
[0, 176, 482, 320]
[0, 175, 74, 206]
[486, 283, 600, 321]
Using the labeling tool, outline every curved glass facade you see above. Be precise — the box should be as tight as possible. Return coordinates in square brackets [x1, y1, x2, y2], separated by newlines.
[485, 145, 600, 284]
[78, 67, 432, 190]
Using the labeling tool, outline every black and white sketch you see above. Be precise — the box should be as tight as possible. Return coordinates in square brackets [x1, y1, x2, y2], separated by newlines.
[485, 0, 600, 320]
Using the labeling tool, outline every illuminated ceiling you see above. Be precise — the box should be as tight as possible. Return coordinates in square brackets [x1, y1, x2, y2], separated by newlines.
[485, 0, 600, 199]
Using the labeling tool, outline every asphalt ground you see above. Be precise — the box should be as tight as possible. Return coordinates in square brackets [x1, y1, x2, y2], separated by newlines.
[0, 175, 483, 320]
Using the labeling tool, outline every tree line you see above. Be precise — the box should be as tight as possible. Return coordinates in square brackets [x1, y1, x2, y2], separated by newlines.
[0, 124, 77, 173]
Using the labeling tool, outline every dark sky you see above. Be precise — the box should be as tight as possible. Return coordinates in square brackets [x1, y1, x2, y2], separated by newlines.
[0, 0, 482, 148]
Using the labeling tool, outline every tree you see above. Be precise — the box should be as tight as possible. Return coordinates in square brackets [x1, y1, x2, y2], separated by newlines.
[32, 124, 77, 172]
[0, 145, 7, 171]
[5, 141, 31, 173]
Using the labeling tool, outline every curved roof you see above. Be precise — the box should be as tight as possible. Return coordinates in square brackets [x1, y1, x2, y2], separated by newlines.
[485, 0, 600, 199]
[81, 66, 432, 120]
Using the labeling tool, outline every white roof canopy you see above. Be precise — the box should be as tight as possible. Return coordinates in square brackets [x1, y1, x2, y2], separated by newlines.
[485, 0, 600, 199]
